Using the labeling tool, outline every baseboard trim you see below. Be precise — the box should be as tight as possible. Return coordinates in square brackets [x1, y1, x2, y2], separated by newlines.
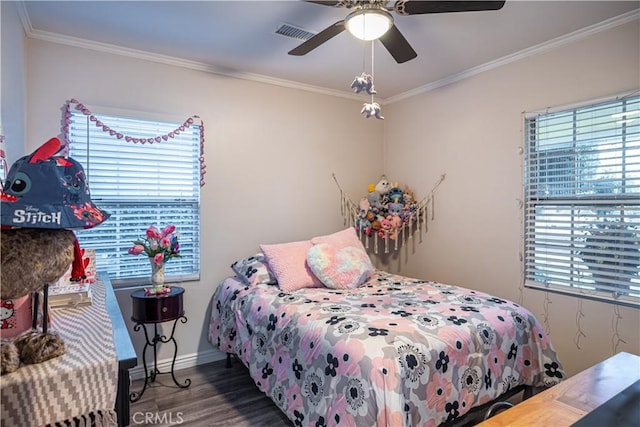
[129, 347, 226, 381]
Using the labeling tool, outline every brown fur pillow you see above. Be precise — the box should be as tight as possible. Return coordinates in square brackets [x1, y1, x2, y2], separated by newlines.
[0, 340, 20, 375]
[1, 228, 75, 299]
[1, 228, 75, 374]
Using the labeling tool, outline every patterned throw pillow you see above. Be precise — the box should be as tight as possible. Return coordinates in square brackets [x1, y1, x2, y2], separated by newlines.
[260, 240, 324, 292]
[307, 243, 373, 289]
[230, 253, 277, 286]
[312, 227, 373, 268]
[311, 227, 369, 253]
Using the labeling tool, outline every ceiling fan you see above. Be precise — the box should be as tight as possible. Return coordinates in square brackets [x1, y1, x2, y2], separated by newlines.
[289, 1, 506, 64]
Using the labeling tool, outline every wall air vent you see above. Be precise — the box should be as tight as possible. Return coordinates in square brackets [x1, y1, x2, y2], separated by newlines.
[275, 23, 315, 41]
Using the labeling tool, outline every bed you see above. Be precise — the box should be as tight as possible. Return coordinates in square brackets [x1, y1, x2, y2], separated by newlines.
[208, 267, 565, 427]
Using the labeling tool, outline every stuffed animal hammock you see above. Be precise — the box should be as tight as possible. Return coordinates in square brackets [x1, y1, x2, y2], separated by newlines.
[333, 173, 445, 254]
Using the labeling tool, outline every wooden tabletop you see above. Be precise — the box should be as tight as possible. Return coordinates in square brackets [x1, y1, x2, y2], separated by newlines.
[478, 351, 640, 427]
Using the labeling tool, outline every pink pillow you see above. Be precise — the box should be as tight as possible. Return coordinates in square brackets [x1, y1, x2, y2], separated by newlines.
[307, 243, 373, 289]
[260, 240, 323, 292]
[312, 227, 367, 252]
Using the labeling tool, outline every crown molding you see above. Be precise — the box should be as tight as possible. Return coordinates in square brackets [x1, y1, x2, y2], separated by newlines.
[16, 1, 638, 105]
[16, 1, 362, 102]
[385, 8, 639, 104]
[26, 28, 364, 102]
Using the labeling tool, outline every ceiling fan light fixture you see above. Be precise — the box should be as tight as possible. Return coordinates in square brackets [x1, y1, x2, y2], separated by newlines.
[345, 9, 393, 41]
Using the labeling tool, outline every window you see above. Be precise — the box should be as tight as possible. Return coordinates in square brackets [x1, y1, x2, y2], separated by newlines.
[66, 109, 201, 285]
[524, 95, 640, 307]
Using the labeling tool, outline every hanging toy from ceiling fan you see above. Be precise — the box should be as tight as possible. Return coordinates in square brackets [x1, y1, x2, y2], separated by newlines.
[351, 72, 377, 95]
[361, 102, 384, 119]
[353, 41, 384, 120]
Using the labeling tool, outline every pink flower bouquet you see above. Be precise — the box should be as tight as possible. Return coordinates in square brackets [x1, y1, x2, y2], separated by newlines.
[128, 224, 181, 266]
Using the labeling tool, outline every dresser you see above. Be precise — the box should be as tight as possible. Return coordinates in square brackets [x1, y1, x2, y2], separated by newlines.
[0, 273, 137, 426]
[478, 351, 640, 426]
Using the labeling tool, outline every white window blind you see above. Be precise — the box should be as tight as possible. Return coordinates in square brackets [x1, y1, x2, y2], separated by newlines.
[524, 95, 640, 307]
[67, 110, 201, 285]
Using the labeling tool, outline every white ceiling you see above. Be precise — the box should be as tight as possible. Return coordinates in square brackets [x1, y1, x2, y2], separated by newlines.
[20, 1, 640, 100]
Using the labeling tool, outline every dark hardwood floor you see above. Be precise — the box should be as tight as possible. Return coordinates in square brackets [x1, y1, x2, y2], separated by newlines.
[128, 358, 293, 426]
[128, 358, 523, 427]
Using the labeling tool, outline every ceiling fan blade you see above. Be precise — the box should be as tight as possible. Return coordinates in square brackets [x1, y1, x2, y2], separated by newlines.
[288, 21, 346, 56]
[378, 25, 417, 64]
[305, 1, 341, 6]
[395, 1, 506, 15]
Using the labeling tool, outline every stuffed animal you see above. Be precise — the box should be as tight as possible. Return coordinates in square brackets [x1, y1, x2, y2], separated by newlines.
[389, 215, 402, 240]
[388, 187, 404, 204]
[367, 191, 383, 212]
[375, 177, 390, 195]
[358, 197, 370, 217]
[356, 217, 371, 235]
[361, 102, 384, 119]
[0, 300, 14, 330]
[387, 202, 403, 217]
[0, 137, 109, 375]
[380, 218, 392, 238]
[350, 72, 376, 95]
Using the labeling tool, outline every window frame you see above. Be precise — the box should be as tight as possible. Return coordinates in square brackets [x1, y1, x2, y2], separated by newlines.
[65, 104, 202, 288]
[523, 93, 640, 308]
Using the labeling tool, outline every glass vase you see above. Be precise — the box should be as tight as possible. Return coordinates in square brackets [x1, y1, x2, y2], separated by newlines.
[150, 259, 166, 293]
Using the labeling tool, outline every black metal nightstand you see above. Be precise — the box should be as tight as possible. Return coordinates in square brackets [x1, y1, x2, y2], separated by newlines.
[129, 286, 191, 402]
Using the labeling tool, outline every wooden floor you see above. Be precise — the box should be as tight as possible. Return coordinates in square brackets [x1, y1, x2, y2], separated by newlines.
[128, 358, 293, 427]
[128, 358, 523, 427]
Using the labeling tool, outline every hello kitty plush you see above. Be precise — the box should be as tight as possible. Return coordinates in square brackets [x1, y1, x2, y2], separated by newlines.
[0, 300, 15, 330]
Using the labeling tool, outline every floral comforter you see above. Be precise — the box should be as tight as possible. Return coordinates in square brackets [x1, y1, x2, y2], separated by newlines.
[208, 271, 564, 427]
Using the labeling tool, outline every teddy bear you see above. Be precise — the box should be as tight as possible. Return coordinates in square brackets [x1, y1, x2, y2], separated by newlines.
[0, 137, 109, 375]
[379, 217, 392, 238]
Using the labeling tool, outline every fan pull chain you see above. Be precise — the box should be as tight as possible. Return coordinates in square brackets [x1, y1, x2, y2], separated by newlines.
[371, 41, 375, 104]
[362, 39, 366, 73]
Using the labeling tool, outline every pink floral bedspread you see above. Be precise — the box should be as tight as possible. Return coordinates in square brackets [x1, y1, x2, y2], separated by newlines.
[208, 271, 564, 426]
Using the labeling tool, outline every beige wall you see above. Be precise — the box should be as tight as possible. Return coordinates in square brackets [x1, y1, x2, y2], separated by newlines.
[24, 38, 384, 365]
[383, 21, 640, 377]
[1, 1, 26, 164]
